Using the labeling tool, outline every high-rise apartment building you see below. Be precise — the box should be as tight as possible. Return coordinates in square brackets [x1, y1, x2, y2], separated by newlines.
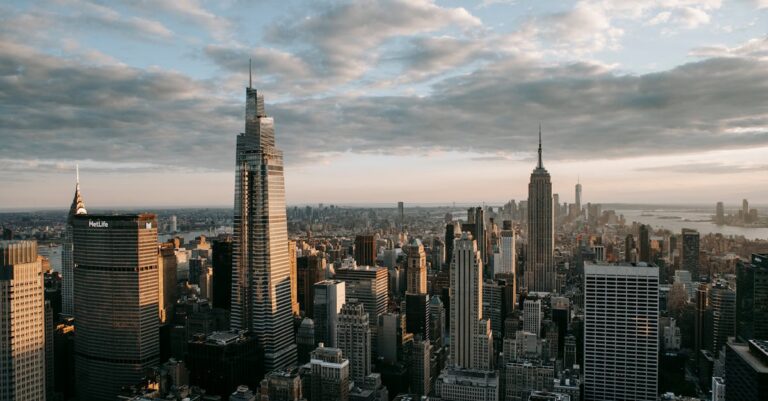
[444, 223, 456, 269]
[313, 280, 345, 348]
[62, 169, 87, 317]
[354, 235, 376, 267]
[736, 253, 768, 342]
[337, 301, 370, 385]
[411, 336, 432, 397]
[405, 238, 427, 294]
[584, 262, 659, 401]
[73, 214, 159, 400]
[230, 85, 296, 370]
[682, 228, 700, 279]
[525, 128, 555, 292]
[0, 241, 46, 401]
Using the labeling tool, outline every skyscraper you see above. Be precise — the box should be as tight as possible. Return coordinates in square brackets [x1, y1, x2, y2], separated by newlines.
[335, 265, 388, 354]
[158, 242, 177, 323]
[405, 238, 427, 294]
[584, 262, 659, 401]
[289, 240, 299, 316]
[736, 254, 768, 341]
[337, 301, 371, 386]
[575, 180, 582, 215]
[313, 280, 346, 348]
[211, 235, 233, 311]
[710, 281, 736, 355]
[682, 228, 700, 279]
[444, 222, 456, 269]
[297, 254, 326, 317]
[230, 83, 296, 370]
[0, 241, 46, 401]
[523, 298, 542, 337]
[525, 127, 555, 292]
[715, 202, 725, 225]
[495, 221, 516, 278]
[311, 345, 350, 401]
[397, 202, 405, 228]
[73, 214, 160, 400]
[724, 339, 768, 401]
[639, 224, 651, 263]
[450, 232, 492, 370]
[62, 167, 87, 317]
[354, 235, 376, 267]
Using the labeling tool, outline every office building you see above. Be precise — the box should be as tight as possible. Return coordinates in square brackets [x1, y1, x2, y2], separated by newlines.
[639, 224, 651, 263]
[445, 223, 456, 269]
[430, 295, 446, 346]
[710, 281, 736, 355]
[496, 222, 516, 276]
[212, 235, 233, 310]
[450, 232, 493, 371]
[405, 238, 427, 294]
[289, 240, 299, 316]
[624, 234, 635, 263]
[524, 298, 542, 337]
[297, 254, 325, 317]
[410, 336, 432, 397]
[695, 282, 711, 358]
[310, 345, 350, 401]
[504, 361, 555, 401]
[230, 385, 257, 401]
[258, 368, 303, 401]
[187, 330, 263, 399]
[525, 128, 556, 292]
[435, 368, 498, 401]
[73, 214, 159, 400]
[725, 339, 768, 401]
[354, 235, 376, 267]
[397, 202, 405, 228]
[405, 292, 431, 341]
[715, 202, 725, 225]
[681, 228, 700, 279]
[158, 242, 177, 323]
[335, 264, 388, 354]
[169, 215, 177, 233]
[313, 280, 345, 347]
[431, 238, 446, 272]
[575, 181, 582, 215]
[551, 297, 569, 359]
[0, 241, 46, 401]
[62, 168, 87, 317]
[736, 253, 768, 341]
[337, 301, 370, 385]
[297, 318, 315, 364]
[231, 85, 296, 370]
[584, 262, 659, 401]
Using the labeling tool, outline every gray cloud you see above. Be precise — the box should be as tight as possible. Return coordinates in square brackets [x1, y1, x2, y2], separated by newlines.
[636, 162, 768, 175]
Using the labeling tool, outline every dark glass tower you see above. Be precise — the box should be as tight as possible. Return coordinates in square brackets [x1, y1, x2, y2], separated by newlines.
[525, 126, 555, 292]
[73, 214, 159, 401]
[736, 254, 768, 342]
[230, 81, 296, 370]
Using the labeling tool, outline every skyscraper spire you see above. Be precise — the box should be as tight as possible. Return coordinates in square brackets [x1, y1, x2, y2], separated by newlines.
[537, 123, 543, 169]
[249, 58, 252, 89]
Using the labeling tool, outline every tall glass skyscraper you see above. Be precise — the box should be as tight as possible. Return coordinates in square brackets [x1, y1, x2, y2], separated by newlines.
[525, 127, 555, 292]
[230, 83, 296, 370]
[73, 214, 159, 401]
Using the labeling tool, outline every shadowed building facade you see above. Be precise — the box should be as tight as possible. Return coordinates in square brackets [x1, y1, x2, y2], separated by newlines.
[73, 214, 159, 401]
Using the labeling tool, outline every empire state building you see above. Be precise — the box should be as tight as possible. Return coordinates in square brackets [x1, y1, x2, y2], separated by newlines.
[231, 73, 297, 370]
[525, 127, 556, 292]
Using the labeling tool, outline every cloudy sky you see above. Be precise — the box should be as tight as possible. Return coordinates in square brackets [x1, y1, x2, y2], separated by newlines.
[1, 0, 767, 209]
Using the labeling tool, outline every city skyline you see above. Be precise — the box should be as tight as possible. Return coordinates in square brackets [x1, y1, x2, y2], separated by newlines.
[2, 1, 768, 208]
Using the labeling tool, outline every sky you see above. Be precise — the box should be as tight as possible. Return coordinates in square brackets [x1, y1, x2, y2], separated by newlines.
[1, 0, 768, 209]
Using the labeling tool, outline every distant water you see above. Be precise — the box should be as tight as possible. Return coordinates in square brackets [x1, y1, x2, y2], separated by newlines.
[159, 226, 232, 243]
[38, 245, 62, 272]
[617, 208, 768, 240]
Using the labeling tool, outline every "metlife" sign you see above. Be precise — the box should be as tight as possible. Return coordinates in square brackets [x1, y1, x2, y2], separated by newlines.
[88, 220, 109, 228]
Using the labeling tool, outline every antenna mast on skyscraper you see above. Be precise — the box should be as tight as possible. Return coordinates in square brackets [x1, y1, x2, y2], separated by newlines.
[249, 58, 252, 89]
